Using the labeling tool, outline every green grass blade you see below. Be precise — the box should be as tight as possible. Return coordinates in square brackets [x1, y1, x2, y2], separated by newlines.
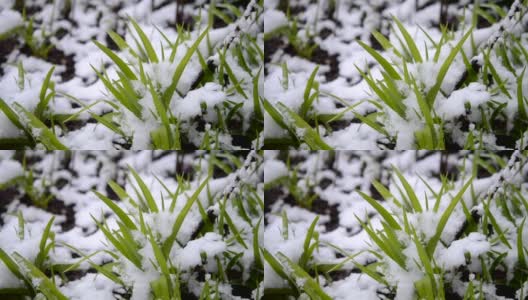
[162, 26, 210, 106]
[393, 167, 422, 213]
[392, 17, 422, 63]
[298, 216, 318, 269]
[93, 40, 137, 80]
[129, 18, 158, 63]
[358, 40, 401, 80]
[92, 216, 143, 268]
[277, 253, 333, 300]
[219, 49, 248, 99]
[300, 66, 320, 118]
[277, 103, 332, 150]
[357, 190, 401, 230]
[128, 166, 159, 213]
[34, 216, 55, 269]
[262, 98, 288, 130]
[162, 176, 210, 255]
[517, 67, 527, 119]
[426, 176, 473, 255]
[253, 218, 263, 269]
[517, 218, 526, 269]
[426, 27, 473, 106]
[13, 253, 68, 300]
[253, 68, 263, 121]
[146, 227, 171, 280]
[14, 104, 68, 150]
[93, 190, 137, 230]
[35, 66, 55, 120]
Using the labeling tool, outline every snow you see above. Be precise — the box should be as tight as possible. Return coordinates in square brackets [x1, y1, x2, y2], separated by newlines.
[265, 151, 528, 299]
[264, 0, 528, 149]
[0, 0, 262, 149]
[61, 274, 118, 300]
[174, 232, 227, 269]
[0, 214, 51, 288]
[263, 158, 287, 183]
[0, 158, 23, 183]
[437, 232, 490, 269]
[0, 9, 22, 34]
[263, 9, 287, 34]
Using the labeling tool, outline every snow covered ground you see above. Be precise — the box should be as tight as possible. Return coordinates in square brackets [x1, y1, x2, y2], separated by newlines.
[264, 150, 528, 299]
[0, 150, 263, 299]
[1, 0, 528, 299]
[0, 0, 263, 149]
[264, 0, 528, 149]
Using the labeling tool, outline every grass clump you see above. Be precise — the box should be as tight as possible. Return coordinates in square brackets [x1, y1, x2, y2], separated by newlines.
[263, 65, 355, 150]
[90, 3, 263, 149]
[350, 151, 528, 299]
[0, 66, 68, 150]
[264, 151, 528, 299]
[354, 2, 528, 149]
[81, 151, 264, 299]
[0, 215, 69, 300]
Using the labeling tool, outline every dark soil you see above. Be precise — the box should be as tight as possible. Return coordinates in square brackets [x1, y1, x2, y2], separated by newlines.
[0, 187, 20, 226]
[264, 36, 285, 67]
[0, 37, 18, 77]
[45, 47, 76, 82]
[47, 199, 76, 231]
[309, 46, 339, 82]
[311, 198, 339, 231]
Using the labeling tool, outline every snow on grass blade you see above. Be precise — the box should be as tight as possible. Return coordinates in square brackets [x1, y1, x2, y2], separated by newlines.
[0, 249, 33, 293]
[0, 97, 33, 143]
[277, 253, 333, 300]
[277, 103, 332, 150]
[13, 104, 68, 150]
[12, 253, 68, 300]
[262, 248, 297, 293]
